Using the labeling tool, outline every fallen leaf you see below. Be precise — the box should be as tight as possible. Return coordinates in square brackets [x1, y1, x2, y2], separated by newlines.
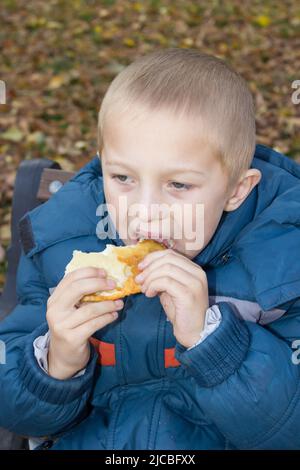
[123, 38, 136, 47]
[0, 244, 5, 263]
[48, 75, 69, 90]
[0, 225, 11, 242]
[254, 15, 271, 27]
[1, 127, 24, 143]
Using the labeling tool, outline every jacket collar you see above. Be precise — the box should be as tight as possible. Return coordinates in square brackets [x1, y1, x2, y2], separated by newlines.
[19, 155, 105, 257]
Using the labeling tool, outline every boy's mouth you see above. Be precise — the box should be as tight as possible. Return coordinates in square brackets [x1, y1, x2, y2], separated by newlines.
[133, 231, 175, 249]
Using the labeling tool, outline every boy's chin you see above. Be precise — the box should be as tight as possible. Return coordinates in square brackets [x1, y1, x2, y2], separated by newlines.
[172, 240, 203, 259]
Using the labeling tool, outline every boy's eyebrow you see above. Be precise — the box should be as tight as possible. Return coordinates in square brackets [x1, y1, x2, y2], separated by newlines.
[167, 168, 207, 177]
[105, 160, 135, 170]
[105, 160, 206, 176]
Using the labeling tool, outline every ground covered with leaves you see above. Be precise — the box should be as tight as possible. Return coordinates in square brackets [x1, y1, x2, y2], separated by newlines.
[0, 0, 300, 292]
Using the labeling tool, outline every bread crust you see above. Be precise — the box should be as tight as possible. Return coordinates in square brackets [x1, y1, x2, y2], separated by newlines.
[79, 239, 166, 302]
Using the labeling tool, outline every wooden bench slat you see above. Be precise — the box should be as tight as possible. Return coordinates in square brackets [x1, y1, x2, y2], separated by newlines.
[37, 168, 76, 201]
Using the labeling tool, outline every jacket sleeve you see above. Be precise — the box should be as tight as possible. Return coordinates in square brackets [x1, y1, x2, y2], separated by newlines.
[0, 249, 98, 439]
[33, 330, 87, 377]
[175, 300, 300, 449]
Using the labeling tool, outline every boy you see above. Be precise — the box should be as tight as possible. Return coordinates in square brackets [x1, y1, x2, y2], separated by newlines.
[0, 48, 300, 450]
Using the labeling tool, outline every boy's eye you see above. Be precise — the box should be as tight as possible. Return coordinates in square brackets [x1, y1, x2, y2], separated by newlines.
[112, 174, 130, 183]
[111, 175, 191, 191]
[169, 181, 192, 190]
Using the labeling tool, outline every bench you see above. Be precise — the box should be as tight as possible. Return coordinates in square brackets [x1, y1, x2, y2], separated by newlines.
[0, 158, 76, 450]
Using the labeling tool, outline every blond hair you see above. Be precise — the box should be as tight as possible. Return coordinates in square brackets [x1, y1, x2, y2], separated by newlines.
[98, 48, 256, 190]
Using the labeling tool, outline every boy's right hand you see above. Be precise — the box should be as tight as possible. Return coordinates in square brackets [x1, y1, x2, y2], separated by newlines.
[46, 267, 123, 380]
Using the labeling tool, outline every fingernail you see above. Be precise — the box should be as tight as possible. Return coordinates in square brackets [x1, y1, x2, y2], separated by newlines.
[107, 279, 116, 287]
[135, 273, 143, 282]
[98, 268, 106, 276]
[115, 299, 123, 308]
[138, 261, 145, 268]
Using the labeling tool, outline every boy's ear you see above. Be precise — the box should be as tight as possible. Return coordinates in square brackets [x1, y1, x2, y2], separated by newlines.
[224, 169, 262, 212]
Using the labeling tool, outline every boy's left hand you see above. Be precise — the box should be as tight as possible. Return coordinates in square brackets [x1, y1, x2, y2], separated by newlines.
[135, 249, 209, 349]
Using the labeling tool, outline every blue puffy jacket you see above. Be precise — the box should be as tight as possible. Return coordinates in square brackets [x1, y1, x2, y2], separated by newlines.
[0, 144, 300, 450]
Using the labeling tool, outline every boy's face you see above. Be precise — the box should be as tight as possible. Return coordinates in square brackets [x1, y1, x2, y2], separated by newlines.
[100, 107, 233, 260]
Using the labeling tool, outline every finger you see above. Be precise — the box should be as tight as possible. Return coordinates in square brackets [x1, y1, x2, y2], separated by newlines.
[138, 248, 205, 278]
[67, 299, 124, 328]
[138, 248, 177, 268]
[141, 264, 197, 294]
[50, 277, 117, 312]
[73, 311, 119, 340]
[51, 267, 107, 301]
[66, 277, 117, 310]
[137, 254, 203, 285]
[143, 275, 186, 299]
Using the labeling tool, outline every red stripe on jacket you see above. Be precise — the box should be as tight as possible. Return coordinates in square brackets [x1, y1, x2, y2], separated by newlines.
[89, 338, 180, 368]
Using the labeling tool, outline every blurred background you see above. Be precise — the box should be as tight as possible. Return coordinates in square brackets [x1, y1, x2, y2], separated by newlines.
[0, 0, 300, 293]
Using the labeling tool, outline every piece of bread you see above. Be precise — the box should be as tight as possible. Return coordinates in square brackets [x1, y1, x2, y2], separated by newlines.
[64, 239, 166, 302]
